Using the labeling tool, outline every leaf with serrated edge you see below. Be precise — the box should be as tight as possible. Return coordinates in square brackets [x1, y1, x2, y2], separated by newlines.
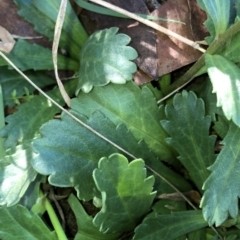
[0, 205, 57, 239]
[14, 0, 88, 60]
[76, 27, 137, 94]
[0, 143, 37, 206]
[201, 122, 240, 226]
[93, 154, 155, 233]
[0, 40, 79, 71]
[0, 78, 77, 149]
[32, 109, 191, 201]
[72, 81, 177, 164]
[133, 210, 207, 240]
[161, 91, 216, 192]
[206, 54, 240, 127]
[0, 67, 55, 107]
[196, 0, 230, 43]
[68, 194, 119, 240]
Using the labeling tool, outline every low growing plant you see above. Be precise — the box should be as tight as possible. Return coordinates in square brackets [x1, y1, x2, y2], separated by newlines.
[0, 0, 240, 239]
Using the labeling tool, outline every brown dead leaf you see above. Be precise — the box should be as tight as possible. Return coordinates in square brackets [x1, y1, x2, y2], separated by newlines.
[0, 26, 15, 53]
[81, 0, 207, 84]
[153, 0, 208, 77]
[0, 0, 51, 48]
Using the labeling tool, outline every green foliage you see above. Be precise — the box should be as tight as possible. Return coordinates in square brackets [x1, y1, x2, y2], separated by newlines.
[133, 210, 208, 240]
[68, 194, 120, 240]
[72, 81, 177, 164]
[0, 40, 79, 71]
[76, 27, 137, 94]
[161, 91, 216, 192]
[0, 78, 77, 149]
[0, 67, 55, 107]
[0, 204, 58, 239]
[93, 154, 155, 233]
[0, 143, 37, 206]
[201, 122, 240, 226]
[14, 0, 88, 60]
[206, 54, 240, 127]
[196, 0, 231, 43]
[1, 0, 240, 239]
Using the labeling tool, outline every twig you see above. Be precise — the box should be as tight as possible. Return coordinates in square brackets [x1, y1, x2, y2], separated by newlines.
[88, 0, 206, 53]
[52, 0, 71, 107]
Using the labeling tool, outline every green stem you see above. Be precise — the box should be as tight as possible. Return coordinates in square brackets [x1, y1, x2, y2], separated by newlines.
[0, 84, 5, 159]
[161, 20, 240, 97]
[40, 191, 68, 240]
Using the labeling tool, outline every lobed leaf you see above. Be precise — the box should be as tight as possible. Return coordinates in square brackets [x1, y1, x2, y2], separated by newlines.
[93, 154, 156, 233]
[201, 122, 240, 226]
[72, 81, 177, 164]
[14, 0, 88, 60]
[0, 205, 57, 240]
[161, 91, 216, 192]
[68, 194, 119, 240]
[0, 67, 55, 107]
[206, 54, 240, 127]
[0, 78, 77, 149]
[196, 0, 230, 43]
[0, 143, 37, 206]
[32, 109, 191, 201]
[133, 210, 208, 240]
[0, 39, 79, 71]
[76, 27, 137, 94]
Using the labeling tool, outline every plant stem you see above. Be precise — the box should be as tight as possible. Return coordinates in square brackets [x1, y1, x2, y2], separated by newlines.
[0, 84, 5, 159]
[40, 190, 68, 240]
[158, 20, 240, 103]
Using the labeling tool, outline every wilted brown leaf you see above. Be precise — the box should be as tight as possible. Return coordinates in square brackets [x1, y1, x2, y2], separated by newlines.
[0, 26, 15, 53]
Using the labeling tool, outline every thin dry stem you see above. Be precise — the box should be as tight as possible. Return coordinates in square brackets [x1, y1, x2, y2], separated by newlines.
[52, 0, 71, 107]
[88, 0, 206, 53]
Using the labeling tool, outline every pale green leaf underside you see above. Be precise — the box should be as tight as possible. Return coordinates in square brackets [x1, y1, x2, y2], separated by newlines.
[0, 79, 77, 149]
[0, 67, 55, 107]
[14, 0, 88, 60]
[197, 0, 229, 42]
[206, 54, 240, 127]
[76, 27, 137, 94]
[161, 91, 216, 192]
[72, 81, 177, 164]
[133, 210, 207, 240]
[93, 154, 156, 234]
[201, 122, 240, 226]
[0, 144, 37, 206]
[0, 205, 57, 240]
[0, 40, 79, 71]
[32, 109, 191, 201]
[68, 194, 119, 240]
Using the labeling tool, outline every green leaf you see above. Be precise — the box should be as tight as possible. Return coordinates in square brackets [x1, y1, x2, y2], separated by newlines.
[0, 78, 77, 149]
[220, 31, 240, 63]
[206, 54, 240, 127]
[0, 205, 57, 240]
[14, 0, 88, 60]
[213, 115, 230, 139]
[0, 67, 55, 107]
[161, 91, 216, 192]
[0, 143, 37, 206]
[32, 109, 191, 201]
[93, 154, 156, 233]
[72, 81, 177, 164]
[196, 0, 230, 42]
[133, 210, 208, 240]
[68, 194, 119, 240]
[76, 27, 137, 94]
[201, 122, 240, 226]
[0, 39, 79, 71]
